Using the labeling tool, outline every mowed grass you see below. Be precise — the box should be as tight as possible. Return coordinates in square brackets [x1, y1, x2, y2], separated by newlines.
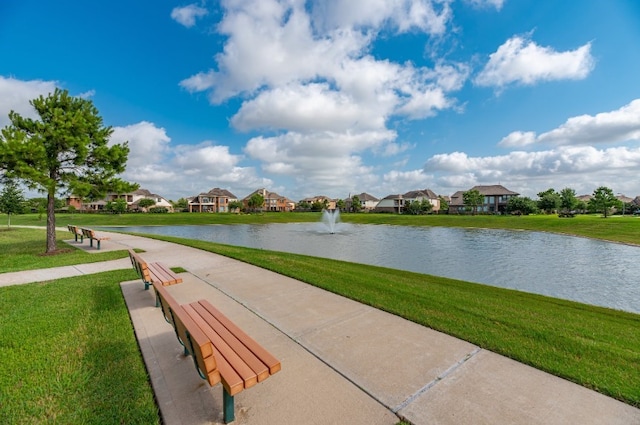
[0, 269, 159, 424]
[3, 214, 640, 415]
[0, 227, 128, 273]
[137, 233, 640, 407]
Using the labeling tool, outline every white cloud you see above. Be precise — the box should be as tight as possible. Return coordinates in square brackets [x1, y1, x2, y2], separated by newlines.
[311, 0, 453, 34]
[231, 82, 387, 133]
[464, 0, 505, 10]
[498, 131, 537, 148]
[381, 169, 434, 192]
[112, 123, 270, 200]
[424, 145, 640, 196]
[171, 4, 208, 28]
[244, 131, 388, 197]
[179, 0, 470, 199]
[537, 99, 640, 145]
[110, 121, 172, 167]
[498, 99, 640, 148]
[0, 76, 57, 127]
[474, 35, 594, 88]
[173, 142, 242, 172]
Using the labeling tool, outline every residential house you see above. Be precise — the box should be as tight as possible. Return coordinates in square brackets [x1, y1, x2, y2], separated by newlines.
[616, 194, 634, 215]
[127, 189, 174, 212]
[375, 189, 440, 213]
[448, 185, 519, 214]
[344, 193, 379, 212]
[65, 196, 83, 210]
[244, 188, 295, 212]
[80, 188, 174, 212]
[189, 188, 238, 213]
[300, 195, 336, 210]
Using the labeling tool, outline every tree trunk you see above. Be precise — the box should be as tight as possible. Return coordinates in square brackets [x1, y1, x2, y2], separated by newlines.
[46, 190, 57, 253]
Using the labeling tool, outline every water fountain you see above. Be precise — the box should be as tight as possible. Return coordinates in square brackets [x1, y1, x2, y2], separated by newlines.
[321, 209, 340, 234]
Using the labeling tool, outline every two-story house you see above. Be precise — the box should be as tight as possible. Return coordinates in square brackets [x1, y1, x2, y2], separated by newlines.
[78, 188, 174, 212]
[243, 188, 295, 212]
[188, 188, 238, 213]
[448, 185, 519, 214]
[375, 189, 440, 213]
[344, 193, 379, 212]
[300, 195, 336, 210]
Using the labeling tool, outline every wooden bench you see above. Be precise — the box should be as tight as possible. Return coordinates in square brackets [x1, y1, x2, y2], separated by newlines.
[67, 225, 84, 242]
[151, 280, 281, 423]
[129, 249, 183, 290]
[80, 227, 110, 249]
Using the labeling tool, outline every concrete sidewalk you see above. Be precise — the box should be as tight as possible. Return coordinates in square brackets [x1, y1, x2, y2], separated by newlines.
[6, 229, 640, 424]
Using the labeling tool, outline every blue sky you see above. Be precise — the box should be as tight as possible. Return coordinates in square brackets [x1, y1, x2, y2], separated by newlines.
[1, 0, 640, 202]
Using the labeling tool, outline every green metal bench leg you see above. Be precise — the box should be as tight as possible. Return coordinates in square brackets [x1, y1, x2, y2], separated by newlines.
[89, 238, 94, 247]
[223, 389, 235, 423]
[97, 240, 101, 249]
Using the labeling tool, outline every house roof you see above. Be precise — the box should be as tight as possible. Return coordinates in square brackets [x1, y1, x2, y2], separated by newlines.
[449, 191, 465, 206]
[379, 188, 438, 202]
[354, 192, 379, 202]
[206, 187, 237, 198]
[243, 188, 290, 202]
[403, 189, 438, 199]
[133, 188, 153, 196]
[471, 185, 519, 196]
[382, 194, 402, 200]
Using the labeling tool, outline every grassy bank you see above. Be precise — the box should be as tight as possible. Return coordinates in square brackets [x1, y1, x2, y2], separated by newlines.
[136, 232, 640, 407]
[0, 269, 159, 424]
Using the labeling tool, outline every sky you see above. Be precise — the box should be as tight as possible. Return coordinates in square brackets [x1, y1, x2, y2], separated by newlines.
[1, 0, 640, 202]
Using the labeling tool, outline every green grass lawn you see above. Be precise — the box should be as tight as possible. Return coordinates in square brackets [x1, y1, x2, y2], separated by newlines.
[137, 232, 640, 408]
[2, 214, 640, 417]
[0, 269, 159, 424]
[0, 227, 128, 273]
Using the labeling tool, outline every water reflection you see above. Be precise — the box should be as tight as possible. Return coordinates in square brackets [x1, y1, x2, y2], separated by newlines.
[107, 223, 640, 313]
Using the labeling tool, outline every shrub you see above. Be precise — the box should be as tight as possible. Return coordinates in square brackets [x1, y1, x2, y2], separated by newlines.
[149, 207, 168, 213]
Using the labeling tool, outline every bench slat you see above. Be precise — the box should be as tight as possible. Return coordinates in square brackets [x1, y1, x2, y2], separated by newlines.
[183, 304, 249, 396]
[129, 250, 182, 290]
[189, 302, 270, 384]
[198, 300, 281, 376]
[148, 263, 179, 285]
[187, 303, 263, 387]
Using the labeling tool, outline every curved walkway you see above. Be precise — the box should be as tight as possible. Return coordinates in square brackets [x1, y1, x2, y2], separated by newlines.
[4, 229, 640, 425]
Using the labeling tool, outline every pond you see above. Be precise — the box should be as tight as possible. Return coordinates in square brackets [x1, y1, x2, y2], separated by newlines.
[106, 223, 640, 314]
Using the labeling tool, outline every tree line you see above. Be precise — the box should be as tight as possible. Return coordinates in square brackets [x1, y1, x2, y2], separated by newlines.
[462, 186, 629, 217]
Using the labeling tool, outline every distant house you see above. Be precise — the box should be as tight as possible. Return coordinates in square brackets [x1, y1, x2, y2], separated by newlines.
[300, 195, 336, 210]
[448, 185, 519, 214]
[244, 188, 295, 212]
[189, 188, 238, 213]
[81, 188, 174, 212]
[375, 189, 439, 213]
[127, 189, 174, 212]
[345, 193, 379, 212]
[66, 196, 83, 210]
